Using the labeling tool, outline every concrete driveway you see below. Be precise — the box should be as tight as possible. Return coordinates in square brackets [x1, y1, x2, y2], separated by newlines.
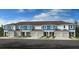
[54, 37, 73, 40]
[0, 37, 78, 40]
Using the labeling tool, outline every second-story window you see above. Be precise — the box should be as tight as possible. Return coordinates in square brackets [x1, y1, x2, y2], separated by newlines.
[69, 25, 73, 29]
[64, 25, 65, 28]
[44, 25, 47, 29]
[54, 26, 57, 30]
[50, 25, 53, 29]
[70, 25, 72, 28]
[69, 25, 74, 30]
[20, 26, 27, 30]
[27, 26, 30, 29]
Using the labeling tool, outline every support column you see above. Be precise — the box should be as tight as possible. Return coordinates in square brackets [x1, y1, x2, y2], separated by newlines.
[4, 32, 5, 37]
[74, 32, 75, 37]
[48, 32, 50, 36]
[50, 32, 52, 36]
[19, 31, 21, 37]
[53, 32, 54, 37]
[25, 32, 27, 36]
[46, 32, 48, 36]
[18, 31, 20, 37]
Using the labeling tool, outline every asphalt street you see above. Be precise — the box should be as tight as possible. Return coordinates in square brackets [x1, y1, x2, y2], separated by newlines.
[0, 39, 78, 48]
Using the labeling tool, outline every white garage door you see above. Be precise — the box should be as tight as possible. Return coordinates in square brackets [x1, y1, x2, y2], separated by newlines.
[62, 31, 69, 37]
[31, 31, 43, 37]
[55, 31, 69, 38]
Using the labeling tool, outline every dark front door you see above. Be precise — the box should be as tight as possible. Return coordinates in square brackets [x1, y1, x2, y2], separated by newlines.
[5, 32, 7, 36]
[26, 32, 31, 37]
[21, 32, 25, 37]
[43, 32, 46, 36]
[49, 32, 54, 37]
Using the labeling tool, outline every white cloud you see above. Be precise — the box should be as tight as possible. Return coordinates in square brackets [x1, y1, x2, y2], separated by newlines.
[34, 13, 48, 19]
[49, 9, 64, 13]
[18, 9, 36, 13]
[33, 9, 63, 21]
[0, 18, 30, 27]
[31, 19, 47, 21]
[47, 9, 64, 15]
[18, 9, 25, 13]
[6, 19, 29, 24]
[0, 9, 76, 27]
[63, 19, 75, 23]
[33, 9, 72, 21]
[0, 19, 7, 26]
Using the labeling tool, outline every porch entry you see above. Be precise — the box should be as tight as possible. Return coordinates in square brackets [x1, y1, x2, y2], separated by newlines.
[4, 32, 8, 36]
[43, 32, 54, 37]
[69, 32, 74, 37]
[21, 32, 31, 37]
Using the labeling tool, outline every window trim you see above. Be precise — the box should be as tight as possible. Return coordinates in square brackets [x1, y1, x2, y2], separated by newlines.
[50, 25, 54, 29]
[64, 25, 65, 28]
[27, 25, 30, 29]
[69, 25, 74, 30]
[70, 25, 73, 29]
[44, 25, 47, 29]
[70, 25, 73, 28]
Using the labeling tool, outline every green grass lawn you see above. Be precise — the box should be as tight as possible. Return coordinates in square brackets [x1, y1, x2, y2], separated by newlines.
[75, 37, 79, 39]
[70, 37, 79, 40]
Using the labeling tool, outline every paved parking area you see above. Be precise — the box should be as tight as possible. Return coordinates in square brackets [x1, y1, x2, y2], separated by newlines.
[54, 37, 72, 40]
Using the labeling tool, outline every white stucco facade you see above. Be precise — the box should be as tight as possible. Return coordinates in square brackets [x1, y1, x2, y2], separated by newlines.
[34, 26, 42, 30]
[56, 25, 69, 30]
[3, 21, 76, 39]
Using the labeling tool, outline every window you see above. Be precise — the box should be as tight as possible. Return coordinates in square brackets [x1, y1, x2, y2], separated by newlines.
[69, 25, 74, 30]
[20, 26, 27, 30]
[4, 25, 8, 30]
[11, 26, 13, 30]
[16, 26, 20, 30]
[69, 25, 73, 29]
[70, 25, 72, 28]
[21, 32, 25, 36]
[64, 25, 65, 28]
[5, 32, 7, 36]
[27, 26, 30, 29]
[50, 25, 53, 29]
[43, 32, 46, 36]
[44, 25, 47, 29]
[54, 26, 57, 30]
[26, 32, 31, 37]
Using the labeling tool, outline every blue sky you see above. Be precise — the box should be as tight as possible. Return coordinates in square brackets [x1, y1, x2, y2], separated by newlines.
[0, 9, 79, 26]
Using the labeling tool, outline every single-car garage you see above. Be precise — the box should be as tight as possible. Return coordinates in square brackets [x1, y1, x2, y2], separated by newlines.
[31, 30, 43, 38]
[54, 30, 69, 38]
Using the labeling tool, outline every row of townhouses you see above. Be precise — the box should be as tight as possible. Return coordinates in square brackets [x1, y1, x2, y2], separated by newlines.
[3, 21, 76, 38]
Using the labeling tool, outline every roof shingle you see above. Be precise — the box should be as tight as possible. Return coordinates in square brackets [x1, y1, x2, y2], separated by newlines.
[10, 21, 73, 25]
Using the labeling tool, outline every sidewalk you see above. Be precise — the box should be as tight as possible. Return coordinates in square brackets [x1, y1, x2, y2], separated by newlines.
[54, 37, 72, 40]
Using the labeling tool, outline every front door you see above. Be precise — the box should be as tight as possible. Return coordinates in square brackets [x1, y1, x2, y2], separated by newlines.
[26, 32, 31, 37]
[21, 32, 25, 37]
